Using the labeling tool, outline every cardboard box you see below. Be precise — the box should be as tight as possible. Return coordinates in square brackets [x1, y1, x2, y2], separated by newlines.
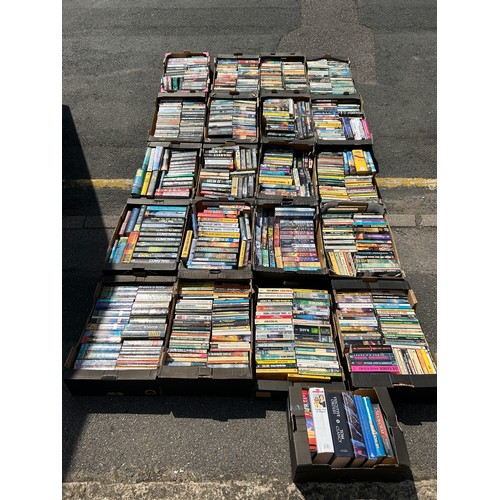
[210, 53, 261, 99]
[331, 278, 437, 398]
[252, 200, 328, 278]
[194, 142, 258, 204]
[256, 143, 318, 206]
[261, 95, 315, 146]
[130, 142, 202, 201]
[288, 384, 411, 482]
[253, 275, 348, 397]
[157, 279, 255, 395]
[311, 96, 372, 146]
[158, 51, 211, 98]
[63, 275, 178, 396]
[306, 54, 360, 101]
[178, 199, 253, 281]
[321, 201, 405, 279]
[148, 95, 207, 143]
[260, 53, 310, 97]
[204, 96, 260, 144]
[314, 144, 382, 206]
[102, 199, 190, 274]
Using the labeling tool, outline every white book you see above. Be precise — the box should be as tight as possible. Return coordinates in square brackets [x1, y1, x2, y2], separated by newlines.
[308, 387, 335, 464]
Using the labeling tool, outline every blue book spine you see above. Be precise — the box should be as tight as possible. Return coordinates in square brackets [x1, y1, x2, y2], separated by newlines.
[354, 395, 377, 460]
[131, 167, 146, 196]
[152, 146, 163, 171]
[108, 240, 119, 263]
[113, 238, 128, 263]
[363, 396, 386, 458]
[192, 213, 199, 238]
[125, 207, 140, 234]
[342, 117, 353, 139]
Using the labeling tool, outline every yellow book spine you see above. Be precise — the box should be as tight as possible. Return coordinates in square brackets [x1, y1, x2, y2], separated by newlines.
[181, 230, 193, 260]
[420, 348, 437, 374]
[238, 239, 247, 268]
[415, 348, 430, 374]
[353, 149, 369, 173]
[140, 171, 152, 196]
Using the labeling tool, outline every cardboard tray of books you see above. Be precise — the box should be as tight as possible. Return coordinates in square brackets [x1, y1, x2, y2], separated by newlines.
[252, 200, 328, 277]
[178, 200, 253, 281]
[194, 142, 258, 204]
[331, 278, 437, 400]
[63, 275, 178, 396]
[314, 145, 382, 206]
[320, 201, 405, 279]
[287, 384, 411, 482]
[253, 277, 347, 397]
[210, 53, 260, 99]
[311, 96, 372, 146]
[148, 95, 207, 143]
[130, 142, 201, 201]
[158, 51, 211, 98]
[259, 53, 310, 98]
[256, 143, 318, 206]
[102, 199, 190, 274]
[261, 95, 315, 146]
[204, 95, 260, 144]
[306, 54, 361, 101]
[156, 279, 255, 395]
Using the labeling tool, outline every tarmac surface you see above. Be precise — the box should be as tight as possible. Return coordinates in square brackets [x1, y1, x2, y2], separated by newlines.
[63, 1, 437, 498]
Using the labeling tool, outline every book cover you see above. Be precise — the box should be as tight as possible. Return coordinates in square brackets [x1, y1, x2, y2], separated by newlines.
[308, 387, 334, 464]
[341, 392, 368, 467]
[353, 394, 378, 467]
[325, 392, 354, 468]
[301, 389, 317, 459]
[362, 396, 386, 459]
[372, 403, 396, 463]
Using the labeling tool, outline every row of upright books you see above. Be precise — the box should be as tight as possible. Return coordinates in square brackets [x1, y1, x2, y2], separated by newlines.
[158, 51, 358, 97]
[149, 96, 370, 144]
[64, 51, 434, 482]
[130, 144, 379, 204]
[105, 200, 402, 280]
[65, 277, 436, 394]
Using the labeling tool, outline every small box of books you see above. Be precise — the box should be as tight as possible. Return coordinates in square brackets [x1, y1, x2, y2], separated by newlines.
[103, 200, 190, 274]
[63, 275, 177, 396]
[260, 53, 309, 97]
[157, 280, 255, 395]
[315, 146, 381, 205]
[130, 143, 201, 200]
[159, 51, 210, 97]
[256, 144, 317, 205]
[205, 96, 259, 143]
[311, 98, 372, 145]
[261, 96, 315, 145]
[331, 278, 437, 397]
[307, 55, 359, 100]
[211, 53, 260, 98]
[287, 384, 411, 482]
[253, 280, 347, 397]
[196, 143, 258, 202]
[149, 96, 206, 143]
[321, 202, 404, 279]
[178, 200, 253, 280]
[253, 202, 328, 277]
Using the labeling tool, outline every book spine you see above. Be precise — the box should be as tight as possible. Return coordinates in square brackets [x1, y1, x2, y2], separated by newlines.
[124, 207, 140, 234]
[362, 396, 386, 458]
[341, 392, 368, 462]
[302, 389, 317, 458]
[354, 395, 377, 460]
[121, 231, 140, 263]
[325, 392, 354, 461]
[133, 206, 146, 232]
[372, 403, 395, 458]
[308, 387, 334, 460]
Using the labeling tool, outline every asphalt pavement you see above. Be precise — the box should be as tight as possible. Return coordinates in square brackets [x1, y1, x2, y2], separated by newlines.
[63, 1, 437, 498]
